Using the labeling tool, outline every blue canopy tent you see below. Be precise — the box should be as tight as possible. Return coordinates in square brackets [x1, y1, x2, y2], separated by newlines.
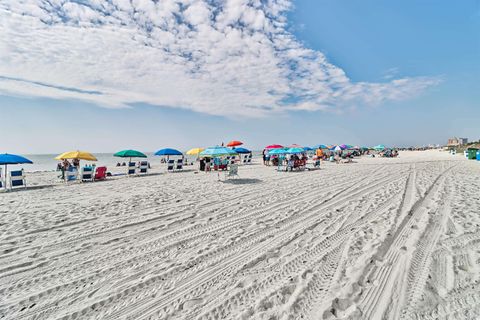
[0, 154, 33, 189]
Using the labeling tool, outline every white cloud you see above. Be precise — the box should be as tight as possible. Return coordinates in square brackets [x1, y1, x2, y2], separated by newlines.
[0, 0, 440, 117]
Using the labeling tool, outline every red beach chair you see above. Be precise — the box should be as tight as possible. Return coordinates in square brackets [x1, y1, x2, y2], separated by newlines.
[94, 166, 107, 181]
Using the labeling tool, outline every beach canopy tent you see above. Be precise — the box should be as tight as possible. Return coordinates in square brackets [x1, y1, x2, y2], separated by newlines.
[155, 148, 183, 156]
[226, 140, 243, 147]
[200, 146, 238, 157]
[0, 154, 33, 189]
[186, 148, 205, 156]
[265, 144, 284, 149]
[55, 151, 97, 161]
[114, 150, 147, 159]
[373, 144, 386, 151]
[232, 147, 251, 154]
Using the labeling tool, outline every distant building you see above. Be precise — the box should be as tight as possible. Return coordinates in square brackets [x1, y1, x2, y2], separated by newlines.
[447, 137, 468, 147]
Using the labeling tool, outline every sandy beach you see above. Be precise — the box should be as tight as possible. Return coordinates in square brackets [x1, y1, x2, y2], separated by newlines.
[0, 150, 479, 320]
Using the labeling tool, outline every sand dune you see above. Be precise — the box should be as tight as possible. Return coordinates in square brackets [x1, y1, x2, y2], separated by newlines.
[0, 151, 479, 319]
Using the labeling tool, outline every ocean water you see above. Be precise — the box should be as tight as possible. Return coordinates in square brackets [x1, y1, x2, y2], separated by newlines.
[5, 151, 262, 173]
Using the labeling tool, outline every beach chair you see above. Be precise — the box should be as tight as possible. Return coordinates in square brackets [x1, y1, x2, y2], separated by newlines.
[225, 164, 239, 179]
[94, 166, 107, 181]
[81, 166, 94, 182]
[66, 167, 78, 182]
[127, 162, 136, 175]
[10, 169, 26, 189]
[176, 159, 183, 171]
[139, 161, 148, 174]
[167, 159, 175, 172]
[247, 154, 252, 164]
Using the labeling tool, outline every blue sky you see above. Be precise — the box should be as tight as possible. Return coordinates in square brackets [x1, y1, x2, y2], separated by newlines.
[0, 0, 478, 154]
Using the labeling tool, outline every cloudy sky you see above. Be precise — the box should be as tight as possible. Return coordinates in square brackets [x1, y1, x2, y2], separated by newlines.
[1, 0, 479, 153]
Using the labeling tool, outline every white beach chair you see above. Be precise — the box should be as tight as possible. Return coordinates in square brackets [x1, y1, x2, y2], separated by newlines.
[127, 162, 136, 175]
[81, 166, 94, 182]
[225, 164, 239, 179]
[176, 159, 183, 171]
[167, 159, 175, 172]
[10, 169, 26, 189]
[139, 161, 148, 174]
[247, 154, 252, 164]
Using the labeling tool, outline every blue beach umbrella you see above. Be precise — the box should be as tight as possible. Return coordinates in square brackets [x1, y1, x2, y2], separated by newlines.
[155, 148, 183, 156]
[313, 144, 328, 149]
[303, 147, 313, 151]
[268, 148, 288, 155]
[0, 154, 33, 189]
[200, 146, 238, 157]
[232, 147, 251, 154]
[286, 147, 306, 154]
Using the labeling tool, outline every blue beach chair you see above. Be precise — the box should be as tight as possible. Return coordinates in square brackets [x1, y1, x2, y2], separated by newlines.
[10, 169, 26, 189]
[81, 166, 94, 182]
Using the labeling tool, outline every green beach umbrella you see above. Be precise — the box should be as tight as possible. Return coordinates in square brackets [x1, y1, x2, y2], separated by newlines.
[114, 150, 147, 162]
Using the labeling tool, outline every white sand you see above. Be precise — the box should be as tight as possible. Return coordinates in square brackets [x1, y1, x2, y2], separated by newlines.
[0, 150, 479, 320]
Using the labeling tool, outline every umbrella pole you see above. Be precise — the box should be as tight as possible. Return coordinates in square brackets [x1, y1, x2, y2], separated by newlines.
[4, 164, 7, 190]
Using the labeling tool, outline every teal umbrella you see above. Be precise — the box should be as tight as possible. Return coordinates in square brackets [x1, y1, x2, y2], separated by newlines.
[114, 150, 147, 162]
[114, 150, 147, 158]
[286, 147, 305, 154]
[373, 144, 386, 151]
[268, 148, 288, 155]
[200, 146, 238, 157]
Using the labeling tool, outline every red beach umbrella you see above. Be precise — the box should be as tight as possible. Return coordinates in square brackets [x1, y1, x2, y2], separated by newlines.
[265, 144, 283, 149]
[227, 140, 243, 147]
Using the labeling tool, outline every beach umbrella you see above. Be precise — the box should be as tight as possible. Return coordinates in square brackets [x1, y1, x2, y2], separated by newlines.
[155, 148, 183, 156]
[55, 151, 97, 161]
[232, 147, 251, 154]
[289, 144, 302, 148]
[286, 147, 306, 154]
[114, 149, 147, 163]
[186, 147, 205, 156]
[268, 148, 288, 155]
[0, 154, 33, 190]
[373, 144, 386, 151]
[339, 144, 348, 150]
[313, 144, 328, 149]
[200, 146, 238, 157]
[329, 146, 342, 152]
[303, 147, 313, 151]
[265, 144, 283, 149]
[226, 140, 243, 147]
[114, 150, 147, 158]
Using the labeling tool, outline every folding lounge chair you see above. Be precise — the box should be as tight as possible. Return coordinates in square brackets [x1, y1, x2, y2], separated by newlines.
[225, 164, 239, 179]
[94, 166, 107, 181]
[167, 159, 175, 172]
[10, 169, 26, 189]
[247, 154, 252, 164]
[81, 166, 94, 182]
[139, 161, 148, 174]
[176, 159, 183, 171]
[66, 167, 78, 182]
[127, 162, 136, 175]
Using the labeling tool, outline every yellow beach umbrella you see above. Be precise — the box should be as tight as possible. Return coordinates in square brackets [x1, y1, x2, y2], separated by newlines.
[186, 148, 205, 156]
[55, 150, 97, 161]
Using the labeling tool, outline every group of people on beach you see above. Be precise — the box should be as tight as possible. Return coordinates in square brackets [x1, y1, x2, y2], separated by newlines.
[56, 158, 80, 179]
